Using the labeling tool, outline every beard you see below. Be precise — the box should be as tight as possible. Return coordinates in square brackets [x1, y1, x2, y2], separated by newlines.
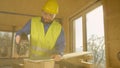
[41, 17, 53, 24]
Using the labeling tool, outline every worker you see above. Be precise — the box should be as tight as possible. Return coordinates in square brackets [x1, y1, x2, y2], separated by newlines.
[15, 0, 65, 61]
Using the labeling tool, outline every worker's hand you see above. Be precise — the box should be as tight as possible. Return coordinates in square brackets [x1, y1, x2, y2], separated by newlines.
[16, 35, 21, 44]
[51, 54, 62, 61]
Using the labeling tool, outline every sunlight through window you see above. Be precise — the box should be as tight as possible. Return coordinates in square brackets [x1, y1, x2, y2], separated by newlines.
[74, 17, 83, 52]
[86, 6, 105, 68]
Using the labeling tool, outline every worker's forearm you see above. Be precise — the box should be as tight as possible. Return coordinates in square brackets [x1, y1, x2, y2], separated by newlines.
[16, 20, 31, 36]
[55, 28, 65, 56]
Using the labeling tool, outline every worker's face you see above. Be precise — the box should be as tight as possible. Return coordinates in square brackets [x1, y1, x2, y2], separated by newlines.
[41, 11, 56, 23]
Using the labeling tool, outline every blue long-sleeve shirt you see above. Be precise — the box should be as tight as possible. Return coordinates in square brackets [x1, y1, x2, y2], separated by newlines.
[16, 19, 65, 55]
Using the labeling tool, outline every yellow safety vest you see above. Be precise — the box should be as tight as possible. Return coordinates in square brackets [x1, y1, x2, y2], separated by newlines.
[30, 17, 61, 59]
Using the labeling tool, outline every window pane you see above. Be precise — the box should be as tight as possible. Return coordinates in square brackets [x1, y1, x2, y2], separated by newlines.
[86, 6, 105, 68]
[74, 17, 83, 52]
[0, 31, 12, 58]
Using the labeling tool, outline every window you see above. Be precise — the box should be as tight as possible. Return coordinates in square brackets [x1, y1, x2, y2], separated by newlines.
[0, 31, 12, 58]
[72, 5, 105, 68]
[74, 17, 83, 52]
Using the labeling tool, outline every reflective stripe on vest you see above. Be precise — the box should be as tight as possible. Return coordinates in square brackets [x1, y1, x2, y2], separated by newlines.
[30, 17, 61, 58]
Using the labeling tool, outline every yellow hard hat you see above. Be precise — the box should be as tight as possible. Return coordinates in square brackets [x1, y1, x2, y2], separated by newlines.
[42, 0, 59, 14]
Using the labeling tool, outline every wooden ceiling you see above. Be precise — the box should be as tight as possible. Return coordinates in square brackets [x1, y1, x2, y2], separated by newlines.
[0, 0, 97, 31]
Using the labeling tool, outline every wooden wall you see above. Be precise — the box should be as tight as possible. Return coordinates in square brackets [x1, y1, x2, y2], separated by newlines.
[103, 0, 120, 68]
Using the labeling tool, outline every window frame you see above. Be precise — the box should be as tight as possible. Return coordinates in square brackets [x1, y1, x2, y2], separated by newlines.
[69, 1, 102, 52]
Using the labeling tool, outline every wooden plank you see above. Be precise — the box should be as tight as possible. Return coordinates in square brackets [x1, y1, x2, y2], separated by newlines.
[62, 51, 92, 59]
